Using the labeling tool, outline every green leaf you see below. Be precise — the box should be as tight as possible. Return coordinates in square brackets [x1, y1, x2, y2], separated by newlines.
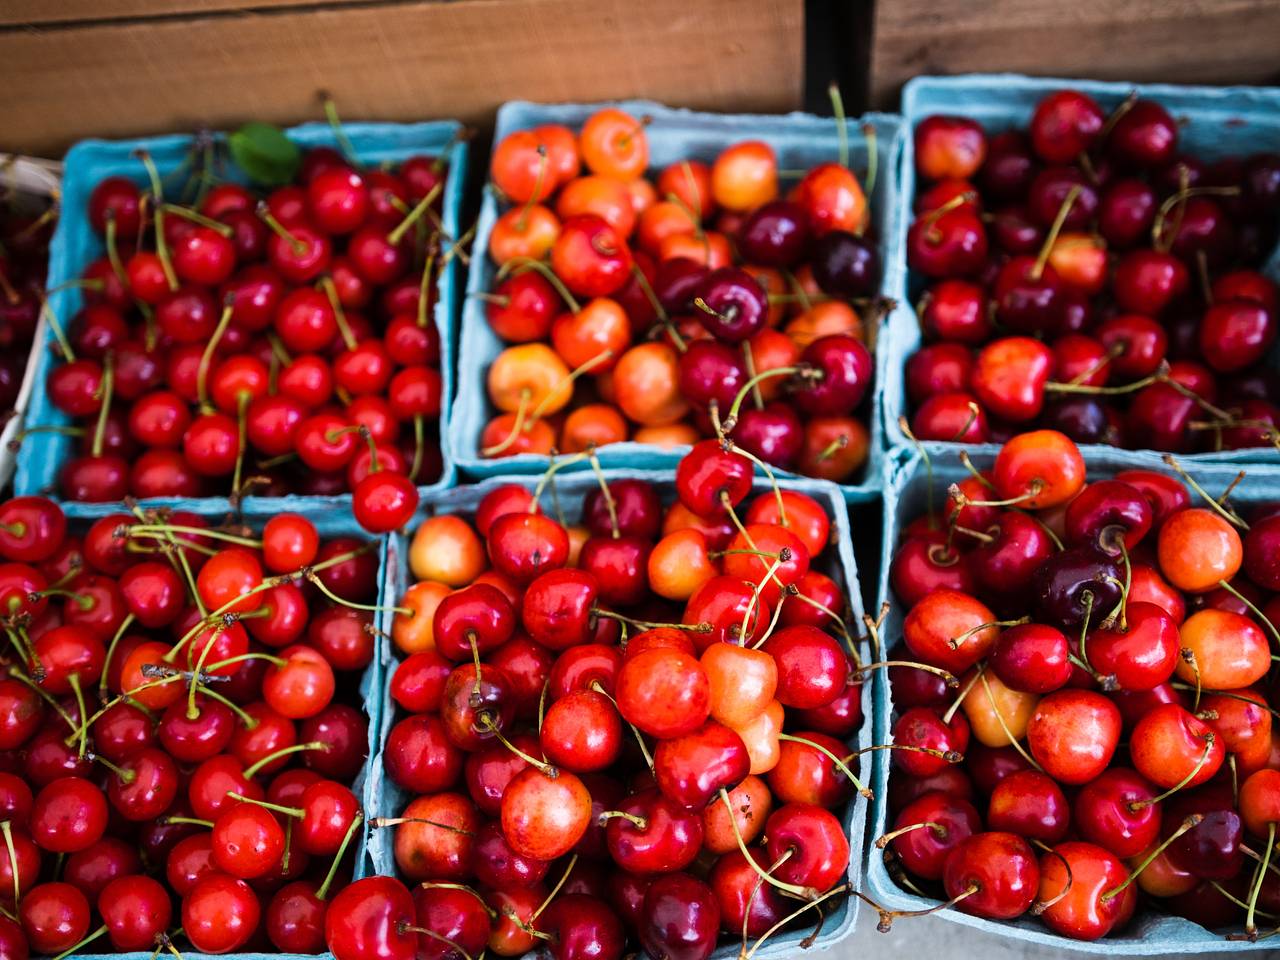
[228, 122, 301, 186]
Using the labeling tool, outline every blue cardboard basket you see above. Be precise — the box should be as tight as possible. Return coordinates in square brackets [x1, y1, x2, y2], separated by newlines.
[67, 503, 388, 960]
[448, 99, 907, 503]
[369, 469, 872, 958]
[882, 73, 1280, 467]
[868, 443, 1280, 953]
[17, 119, 468, 511]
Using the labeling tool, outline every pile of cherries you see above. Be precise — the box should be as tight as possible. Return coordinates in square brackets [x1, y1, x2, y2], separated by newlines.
[885, 427, 1280, 941]
[478, 102, 880, 483]
[325, 457, 864, 960]
[0, 182, 54, 420]
[904, 87, 1280, 452]
[0, 495, 376, 956]
[40, 133, 452, 532]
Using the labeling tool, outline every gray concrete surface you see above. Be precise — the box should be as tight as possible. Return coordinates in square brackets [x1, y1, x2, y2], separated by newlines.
[831, 914, 1248, 959]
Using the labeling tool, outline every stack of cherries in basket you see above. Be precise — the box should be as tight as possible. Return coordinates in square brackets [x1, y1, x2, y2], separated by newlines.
[42, 133, 453, 532]
[884, 428, 1280, 941]
[905, 86, 1280, 452]
[479, 98, 880, 483]
[326, 456, 864, 960]
[0, 496, 377, 956]
[0, 187, 54, 420]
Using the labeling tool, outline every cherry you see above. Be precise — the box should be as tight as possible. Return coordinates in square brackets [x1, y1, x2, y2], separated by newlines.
[1074, 767, 1161, 858]
[19, 882, 90, 955]
[943, 831, 1039, 920]
[1035, 842, 1136, 941]
[1109, 99, 1178, 169]
[639, 872, 720, 960]
[501, 766, 592, 861]
[30, 776, 108, 853]
[326, 876, 417, 960]
[885, 790, 982, 880]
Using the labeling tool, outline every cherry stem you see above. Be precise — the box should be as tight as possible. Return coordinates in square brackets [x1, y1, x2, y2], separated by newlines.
[948, 616, 1027, 650]
[478, 712, 557, 777]
[135, 151, 179, 292]
[597, 810, 647, 830]
[318, 93, 360, 167]
[530, 451, 590, 505]
[873, 882, 979, 933]
[1102, 813, 1203, 902]
[371, 817, 475, 836]
[68, 675, 90, 758]
[318, 276, 358, 352]
[722, 368, 806, 432]
[243, 740, 329, 780]
[95, 610, 136, 702]
[161, 203, 233, 237]
[857, 660, 958, 687]
[777, 733, 872, 797]
[530, 852, 577, 923]
[1044, 364, 1166, 395]
[515, 147, 548, 233]
[229, 793, 304, 819]
[723, 440, 789, 529]
[316, 810, 364, 901]
[743, 850, 794, 953]
[481, 387, 532, 457]
[1245, 821, 1277, 935]
[1130, 735, 1216, 810]
[948, 481, 1042, 510]
[875, 821, 945, 849]
[742, 555, 785, 647]
[388, 183, 443, 247]
[256, 202, 307, 255]
[93, 753, 136, 784]
[828, 82, 849, 169]
[50, 924, 108, 960]
[160, 816, 215, 828]
[1217, 579, 1280, 649]
[1162, 454, 1250, 529]
[1066, 341, 1126, 387]
[103, 214, 128, 288]
[861, 122, 878, 200]
[416, 248, 437, 330]
[1152, 186, 1241, 251]
[89, 350, 115, 459]
[1212, 880, 1280, 922]
[746, 883, 850, 959]
[815, 433, 849, 462]
[1031, 184, 1081, 280]
[630, 262, 671, 324]
[206, 651, 288, 672]
[1029, 844, 1076, 916]
[529, 350, 614, 424]
[719, 787, 817, 900]
[306, 571, 407, 616]
[196, 302, 235, 412]
[586, 451, 620, 538]
[1077, 591, 1096, 669]
[128, 524, 262, 549]
[0, 821, 19, 908]
[594, 608, 711, 635]
[590, 681, 655, 771]
[976, 668, 1046, 773]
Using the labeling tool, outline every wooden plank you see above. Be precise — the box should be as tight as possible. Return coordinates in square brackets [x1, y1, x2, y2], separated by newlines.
[0, 0, 804, 155]
[870, 0, 1280, 109]
[0, 0, 399, 28]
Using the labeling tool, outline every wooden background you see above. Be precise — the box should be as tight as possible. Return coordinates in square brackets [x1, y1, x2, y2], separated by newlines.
[2, 0, 1280, 155]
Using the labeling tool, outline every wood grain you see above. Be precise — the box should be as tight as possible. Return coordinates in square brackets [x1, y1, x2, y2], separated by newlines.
[0, 0, 803, 155]
[871, 0, 1280, 108]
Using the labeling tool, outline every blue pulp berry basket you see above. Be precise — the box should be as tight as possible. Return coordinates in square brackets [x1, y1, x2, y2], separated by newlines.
[881, 73, 1280, 466]
[68, 502, 389, 960]
[448, 99, 907, 504]
[868, 443, 1280, 953]
[16, 119, 468, 514]
[368, 469, 872, 958]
